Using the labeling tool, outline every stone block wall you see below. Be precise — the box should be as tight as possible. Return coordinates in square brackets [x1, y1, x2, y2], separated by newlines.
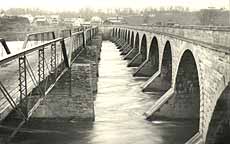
[31, 64, 94, 121]
[30, 33, 103, 121]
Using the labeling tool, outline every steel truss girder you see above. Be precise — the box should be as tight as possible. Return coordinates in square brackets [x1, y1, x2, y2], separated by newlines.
[50, 43, 57, 73]
[38, 47, 45, 84]
[18, 55, 28, 117]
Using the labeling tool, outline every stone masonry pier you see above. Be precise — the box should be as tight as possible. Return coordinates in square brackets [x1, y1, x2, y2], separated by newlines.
[31, 33, 102, 121]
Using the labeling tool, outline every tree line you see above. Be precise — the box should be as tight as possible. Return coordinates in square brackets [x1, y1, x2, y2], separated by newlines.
[1, 7, 229, 25]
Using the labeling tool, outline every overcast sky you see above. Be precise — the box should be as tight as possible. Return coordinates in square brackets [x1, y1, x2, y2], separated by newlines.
[1, 0, 229, 11]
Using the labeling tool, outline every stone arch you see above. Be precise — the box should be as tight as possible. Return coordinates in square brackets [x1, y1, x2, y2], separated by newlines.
[125, 30, 128, 42]
[127, 30, 130, 44]
[89, 30, 92, 40]
[125, 30, 128, 41]
[133, 32, 139, 55]
[118, 29, 121, 39]
[153, 50, 200, 142]
[149, 37, 159, 73]
[122, 29, 124, 40]
[174, 50, 200, 118]
[140, 34, 147, 63]
[112, 28, 115, 37]
[206, 85, 230, 144]
[130, 31, 134, 48]
[159, 41, 172, 90]
[140, 36, 161, 90]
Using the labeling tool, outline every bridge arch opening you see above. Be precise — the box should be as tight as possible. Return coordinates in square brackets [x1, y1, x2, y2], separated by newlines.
[172, 50, 200, 135]
[118, 29, 121, 39]
[133, 33, 140, 56]
[112, 28, 115, 37]
[159, 41, 172, 90]
[123, 30, 125, 41]
[152, 50, 200, 142]
[142, 39, 170, 92]
[206, 85, 230, 144]
[174, 50, 200, 118]
[125, 30, 128, 42]
[130, 31, 134, 48]
[122, 30, 125, 40]
[149, 37, 159, 73]
[127, 31, 130, 44]
[140, 34, 147, 63]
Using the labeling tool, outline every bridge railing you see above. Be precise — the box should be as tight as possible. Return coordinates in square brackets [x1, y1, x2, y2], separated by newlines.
[0, 25, 98, 140]
[22, 31, 56, 50]
[0, 37, 69, 140]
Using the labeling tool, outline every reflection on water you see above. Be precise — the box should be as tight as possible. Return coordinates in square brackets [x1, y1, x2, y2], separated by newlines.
[7, 41, 194, 144]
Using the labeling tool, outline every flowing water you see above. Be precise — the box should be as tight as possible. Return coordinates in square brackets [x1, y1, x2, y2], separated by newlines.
[4, 41, 194, 144]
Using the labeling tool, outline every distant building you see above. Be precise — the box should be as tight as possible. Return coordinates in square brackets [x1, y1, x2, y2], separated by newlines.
[33, 16, 48, 26]
[19, 14, 34, 24]
[91, 16, 102, 25]
[73, 18, 85, 27]
[48, 15, 60, 25]
[199, 8, 227, 25]
[82, 21, 91, 26]
[103, 17, 126, 25]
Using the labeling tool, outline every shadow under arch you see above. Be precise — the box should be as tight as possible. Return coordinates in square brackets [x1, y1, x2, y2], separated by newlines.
[149, 36, 159, 73]
[206, 84, 230, 144]
[133, 32, 140, 55]
[125, 30, 128, 42]
[142, 39, 170, 92]
[173, 50, 200, 120]
[149, 50, 201, 143]
[127, 31, 130, 44]
[112, 28, 115, 37]
[140, 34, 147, 63]
[160, 41, 172, 88]
[130, 31, 134, 48]
[124, 32, 139, 60]
[127, 33, 147, 67]
[118, 29, 121, 39]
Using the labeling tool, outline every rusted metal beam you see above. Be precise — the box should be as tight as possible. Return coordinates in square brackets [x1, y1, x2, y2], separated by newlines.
[18, 55, 28, 118]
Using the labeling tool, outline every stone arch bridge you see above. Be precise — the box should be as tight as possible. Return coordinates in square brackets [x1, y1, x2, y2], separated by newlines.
[106, 25, 230, 144]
